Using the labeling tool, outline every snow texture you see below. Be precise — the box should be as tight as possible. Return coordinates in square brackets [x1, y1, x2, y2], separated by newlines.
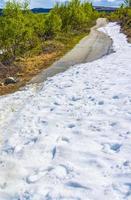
[0, 23, 131, 200]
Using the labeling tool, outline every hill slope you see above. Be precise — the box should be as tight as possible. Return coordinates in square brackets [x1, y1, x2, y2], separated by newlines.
[0, 23, 131, 200]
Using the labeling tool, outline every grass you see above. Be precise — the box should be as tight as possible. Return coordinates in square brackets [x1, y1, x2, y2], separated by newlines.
[0, 31, 87, 96]
[108, 8, 131, 42]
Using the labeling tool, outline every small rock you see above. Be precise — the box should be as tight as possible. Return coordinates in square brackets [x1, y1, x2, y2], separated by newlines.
[0, 82, 4, 87]
[4, 77, 17, 85]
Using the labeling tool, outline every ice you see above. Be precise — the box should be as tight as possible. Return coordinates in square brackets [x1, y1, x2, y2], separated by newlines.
[0, 23, 131, 199]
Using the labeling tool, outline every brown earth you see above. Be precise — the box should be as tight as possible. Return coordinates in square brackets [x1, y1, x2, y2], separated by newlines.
[0, 33, 86, 96]
[0, 52, 59, 95]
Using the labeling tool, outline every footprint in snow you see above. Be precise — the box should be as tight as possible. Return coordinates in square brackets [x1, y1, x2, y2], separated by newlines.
[54, 102, 60, 106]
[26, 167, 54, 184]
[102, 143, 122, 153]
[110, 143, 122, 152]
[26, 171, 47, 184]
[98, 101, 104, 105]
[68, 124, 76, 129]
[110, 122, 117, 127]
[112, 95, 119, 100]
[124, 186, 131, 199]
[61, 137, 70, 143]
[0, 182, 7, 189]
[88, 96, 95, 101]
[66, 181, 90, 190]
[70, 96, 81, 102]
[52, 146, 57, 159]
[41, 120, 48, 125]
[2, 145, 15, 155]
[24, 137, 38, 145]
[14, 191, 32, 200]
[123, 160, 130, 167]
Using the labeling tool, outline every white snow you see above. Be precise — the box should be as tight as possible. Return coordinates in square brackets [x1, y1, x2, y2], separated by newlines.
[0, 23, 131, 200]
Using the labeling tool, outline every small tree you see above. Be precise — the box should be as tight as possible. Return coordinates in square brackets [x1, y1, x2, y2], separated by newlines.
[124, 0, 131, 7]
[0, 0, 38, 64]
[52, 0, 98, 32]
[45, 12, 62, 38]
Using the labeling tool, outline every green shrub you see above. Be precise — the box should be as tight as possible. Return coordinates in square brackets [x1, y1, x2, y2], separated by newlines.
[109, 7, 131, 26]
[45, 12, 62, 38]
[52, 0, 98, 32]
[0, 0, 39, 64]
[0, 0, 99, 64]
[109, 7, 131, 39]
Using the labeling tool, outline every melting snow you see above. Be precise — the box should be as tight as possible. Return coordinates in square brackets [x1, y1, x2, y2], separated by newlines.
[0, 23, 131, 200]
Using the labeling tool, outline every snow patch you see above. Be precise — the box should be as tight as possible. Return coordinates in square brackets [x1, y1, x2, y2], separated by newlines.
[0, 23, 131, 199]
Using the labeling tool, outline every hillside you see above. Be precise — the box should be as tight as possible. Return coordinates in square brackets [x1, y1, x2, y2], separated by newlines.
[0, 6, 117, 16]
[0, 22, 131, 200]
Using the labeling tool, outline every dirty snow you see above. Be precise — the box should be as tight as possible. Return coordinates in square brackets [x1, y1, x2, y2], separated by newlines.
[0, 23, 131, 200]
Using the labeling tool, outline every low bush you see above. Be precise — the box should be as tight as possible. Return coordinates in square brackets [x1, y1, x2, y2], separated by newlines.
[0, 0, 99, 64]
[109, 6, 131, 39]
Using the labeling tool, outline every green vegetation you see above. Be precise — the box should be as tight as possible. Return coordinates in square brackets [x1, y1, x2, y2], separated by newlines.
[0, 0, 130, 96]
[109, 0, 131, 38]
[109, 6, 131, 40]
[0, 0, 38, 64]
[44, 12, 62, 38]
[52, 0, 98, 32]
[124, 0, 131, 7]
[0, 0, 98, 65]
[0, 0, 99, 95]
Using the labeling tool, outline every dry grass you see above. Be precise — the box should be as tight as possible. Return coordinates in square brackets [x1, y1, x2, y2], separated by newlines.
[122, 28, 131, 43]
[0, 32, 87, 96]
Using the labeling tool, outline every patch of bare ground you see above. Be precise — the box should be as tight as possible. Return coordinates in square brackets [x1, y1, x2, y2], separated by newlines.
[0, 33, 86, 96]
[0, 52, 60, 95]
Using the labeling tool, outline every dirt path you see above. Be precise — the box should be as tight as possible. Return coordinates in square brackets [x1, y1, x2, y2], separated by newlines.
[30, 18, 112, 84]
